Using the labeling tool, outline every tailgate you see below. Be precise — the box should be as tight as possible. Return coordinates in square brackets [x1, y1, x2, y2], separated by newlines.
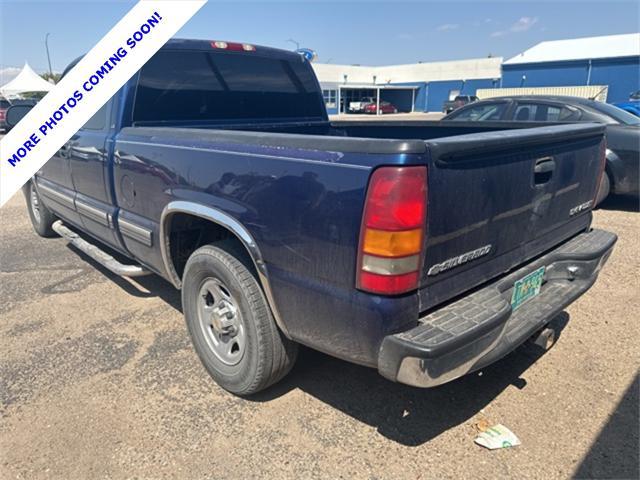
[419, 123, 605, 310]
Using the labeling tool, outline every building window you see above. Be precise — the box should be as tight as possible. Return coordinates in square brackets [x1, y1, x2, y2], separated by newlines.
[448, 89, 461, 101]
[323, 89, 337, 108]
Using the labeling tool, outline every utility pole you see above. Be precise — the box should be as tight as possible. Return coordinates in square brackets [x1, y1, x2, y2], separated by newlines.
[45, 33, 53, 77]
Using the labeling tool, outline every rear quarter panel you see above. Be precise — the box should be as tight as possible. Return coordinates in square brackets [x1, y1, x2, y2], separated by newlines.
[113, 131, 421, 365]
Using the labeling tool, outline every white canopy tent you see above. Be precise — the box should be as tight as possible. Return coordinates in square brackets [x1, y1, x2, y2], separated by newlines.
[0, 63, 54, 99]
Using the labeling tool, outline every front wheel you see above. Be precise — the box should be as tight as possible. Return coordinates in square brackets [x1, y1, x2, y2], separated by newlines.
[182, 244, 298, 395]
[24, 182, 57, 237]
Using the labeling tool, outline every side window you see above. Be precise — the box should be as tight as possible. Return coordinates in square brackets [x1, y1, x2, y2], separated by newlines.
[514, 103, 581, 122]
[81, 102, 108, 130]
[545, 106, 562, 122]
[448, 103, 507, 121]
[558, 107, 581, 121]
[514, 104, 538, 121]
[322, 89, 337, 108]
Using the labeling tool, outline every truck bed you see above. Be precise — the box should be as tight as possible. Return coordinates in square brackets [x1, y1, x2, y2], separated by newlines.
[113, 122, 604, 365]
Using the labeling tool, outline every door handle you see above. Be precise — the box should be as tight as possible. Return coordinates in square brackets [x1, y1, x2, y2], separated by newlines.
[534, 157, 555, 184]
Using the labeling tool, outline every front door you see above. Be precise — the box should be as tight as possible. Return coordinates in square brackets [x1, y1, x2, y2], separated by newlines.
[68, 101, 121, 248]
[35, 139, 82, 227]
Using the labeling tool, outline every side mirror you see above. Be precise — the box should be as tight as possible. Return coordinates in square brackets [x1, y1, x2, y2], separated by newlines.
[5, 104, 35, 129]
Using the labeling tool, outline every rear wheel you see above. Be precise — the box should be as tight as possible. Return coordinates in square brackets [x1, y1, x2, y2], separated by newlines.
[25, 182, 57, 237]
[182, 244, 298, 395]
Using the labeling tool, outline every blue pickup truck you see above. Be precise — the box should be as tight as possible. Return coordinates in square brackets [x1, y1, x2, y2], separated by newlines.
[18, 39, 617, 395]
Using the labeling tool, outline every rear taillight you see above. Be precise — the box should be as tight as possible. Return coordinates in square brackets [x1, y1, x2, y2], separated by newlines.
[357, 166, 427, 295]
[593, 138, 607, 204]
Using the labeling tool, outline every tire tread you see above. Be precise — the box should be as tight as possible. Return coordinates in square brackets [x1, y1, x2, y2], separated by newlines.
[183, 244, 297, 395]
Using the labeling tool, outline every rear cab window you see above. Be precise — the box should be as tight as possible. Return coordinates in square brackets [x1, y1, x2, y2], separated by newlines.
[133, 49, 325, 125]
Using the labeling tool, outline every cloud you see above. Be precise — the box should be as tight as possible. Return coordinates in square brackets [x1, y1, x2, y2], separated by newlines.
[436, 23, 459, 32]
[491, 16, 539, 37]
[0, 67, 21, 87]
[511, 16, 539, 32]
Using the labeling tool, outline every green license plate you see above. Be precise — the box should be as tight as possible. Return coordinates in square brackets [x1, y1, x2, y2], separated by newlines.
[511, 266, 546, 310]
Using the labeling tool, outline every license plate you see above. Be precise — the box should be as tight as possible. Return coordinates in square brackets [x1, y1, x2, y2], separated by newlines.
[511, 266, 546, 310]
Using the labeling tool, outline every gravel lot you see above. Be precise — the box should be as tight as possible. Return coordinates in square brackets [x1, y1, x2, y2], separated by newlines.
[1, 188, 638, 479]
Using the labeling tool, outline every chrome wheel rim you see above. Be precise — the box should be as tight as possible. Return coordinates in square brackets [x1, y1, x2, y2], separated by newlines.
[197, 278, 246, 366]
[30, 184, 41, 224]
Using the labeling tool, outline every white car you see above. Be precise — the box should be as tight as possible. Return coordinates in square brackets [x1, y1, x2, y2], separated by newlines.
[349, 97, 376, 113]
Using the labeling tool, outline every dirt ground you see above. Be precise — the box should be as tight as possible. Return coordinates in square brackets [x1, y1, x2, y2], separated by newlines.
[1, 191, 638, 480]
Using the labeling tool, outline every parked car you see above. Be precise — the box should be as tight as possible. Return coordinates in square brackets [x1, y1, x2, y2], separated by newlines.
[13, 40, 616, 396]
[614, 102, 640, 117]
[0, 98, 10, 131]
[443, 95, 640, 204]
[443, 95, 479, 114]
[348, 97, 376, 113]
[2, 98, 38, 132]
[364, 101, 398, 114]
[614, 91, 640, 117]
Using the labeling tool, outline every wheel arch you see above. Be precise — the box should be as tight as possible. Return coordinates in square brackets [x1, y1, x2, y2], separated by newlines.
[160, 201, 290, 336]
[605, 148, 622, 192]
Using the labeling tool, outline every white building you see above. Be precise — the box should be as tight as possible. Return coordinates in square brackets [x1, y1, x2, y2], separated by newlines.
[312, 57, 503, 114]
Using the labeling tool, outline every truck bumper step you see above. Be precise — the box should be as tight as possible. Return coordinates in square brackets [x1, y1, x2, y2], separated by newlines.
[52, 220, 150, 278]
[377, 229, 617, 388]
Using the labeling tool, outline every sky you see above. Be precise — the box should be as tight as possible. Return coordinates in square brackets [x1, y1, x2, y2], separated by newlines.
[1, 0, 639, 84]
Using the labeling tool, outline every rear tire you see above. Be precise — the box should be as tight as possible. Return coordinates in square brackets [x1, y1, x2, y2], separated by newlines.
[595, 172, 611, 206]
[182, 244, 298, 395]
[24, 182, 57, 237]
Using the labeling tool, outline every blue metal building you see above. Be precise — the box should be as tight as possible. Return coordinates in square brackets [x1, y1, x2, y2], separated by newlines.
[313, 33, 639, 114]
[499, 33, 639, 104]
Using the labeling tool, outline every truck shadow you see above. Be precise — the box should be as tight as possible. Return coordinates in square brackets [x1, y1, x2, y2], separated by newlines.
[597, 195, 639, 213]
[65, 243, 182, 310]
[573, 373, 639, 479]
[251, 313, 570, 447]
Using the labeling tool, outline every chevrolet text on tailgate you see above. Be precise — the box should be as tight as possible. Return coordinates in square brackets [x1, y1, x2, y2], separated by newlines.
[19, 39, 617, 395]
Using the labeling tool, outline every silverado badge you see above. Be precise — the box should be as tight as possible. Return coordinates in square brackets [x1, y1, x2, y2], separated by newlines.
[427, 245, 493, 276]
